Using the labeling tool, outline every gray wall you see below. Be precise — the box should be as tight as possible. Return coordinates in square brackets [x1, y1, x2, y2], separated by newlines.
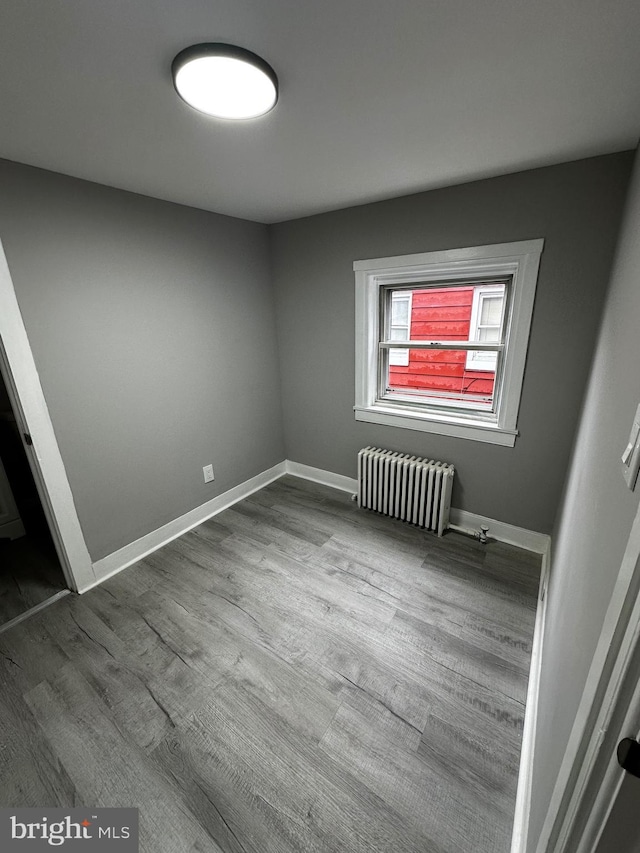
[527, 146, 640, 850]
[0, 159, 285, 560]
[270, 154, 632, 534]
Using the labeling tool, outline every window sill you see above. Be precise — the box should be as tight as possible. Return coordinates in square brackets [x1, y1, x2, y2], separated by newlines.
[354, 405, 518, 446]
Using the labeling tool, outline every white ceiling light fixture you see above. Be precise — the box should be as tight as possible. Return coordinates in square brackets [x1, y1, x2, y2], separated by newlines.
[172, 43, 278, 120]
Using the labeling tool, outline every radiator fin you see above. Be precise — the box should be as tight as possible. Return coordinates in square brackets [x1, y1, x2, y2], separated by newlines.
[357, 447, 454, 536]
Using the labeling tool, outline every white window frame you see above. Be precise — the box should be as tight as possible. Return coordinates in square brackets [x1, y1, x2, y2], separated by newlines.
[354, 240, 543, 447]
[465, 283, 506, 371]
[388, 290, 412, 366]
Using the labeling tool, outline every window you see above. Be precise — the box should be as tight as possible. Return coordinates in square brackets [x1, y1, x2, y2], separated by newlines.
[354, 240, 543, 446]
[384, 281, 505, 412]
[389, 291, 412, 366]
[465, 283, 505, 372]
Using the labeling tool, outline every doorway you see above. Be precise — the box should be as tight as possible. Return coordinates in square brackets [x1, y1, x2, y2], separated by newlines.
[0, 238, 94, 613]
[0, 370, 67, 626]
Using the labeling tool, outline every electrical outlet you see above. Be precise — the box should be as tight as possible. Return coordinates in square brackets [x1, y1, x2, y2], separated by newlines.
[203, 464, 214, 483]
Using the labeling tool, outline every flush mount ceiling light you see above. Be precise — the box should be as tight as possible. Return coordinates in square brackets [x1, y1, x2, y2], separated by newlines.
[172, 43, 278, 120]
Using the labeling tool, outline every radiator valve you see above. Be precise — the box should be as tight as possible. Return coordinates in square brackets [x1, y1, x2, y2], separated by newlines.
[476, 525, 490, 544]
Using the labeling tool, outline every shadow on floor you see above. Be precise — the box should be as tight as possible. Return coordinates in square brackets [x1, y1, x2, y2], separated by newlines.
[0, 504, 67, 626]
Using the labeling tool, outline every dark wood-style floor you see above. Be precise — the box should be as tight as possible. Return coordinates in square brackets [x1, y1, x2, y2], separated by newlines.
[0, 476, 540, 853]
[0, 512, 66, 627]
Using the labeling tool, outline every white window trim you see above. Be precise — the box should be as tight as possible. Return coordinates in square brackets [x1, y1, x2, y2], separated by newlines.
[465, 283, 505, 371]
[354, 239, 544, 447]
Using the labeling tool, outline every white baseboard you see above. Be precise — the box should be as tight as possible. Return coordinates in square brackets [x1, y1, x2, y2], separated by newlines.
[83, 461, 287, 593]
[284, 460, 357, 494]
[84, 458, 549, 599]
[511, 540, 551, 853]
[285, 463, 549, 553]
[449, 508, 550, 554]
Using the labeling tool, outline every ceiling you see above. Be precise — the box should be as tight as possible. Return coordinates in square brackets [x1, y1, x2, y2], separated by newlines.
[1, 0, 640, 224]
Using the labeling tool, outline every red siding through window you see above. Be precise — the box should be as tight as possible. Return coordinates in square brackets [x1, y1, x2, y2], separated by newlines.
[388, 287, 496, 396]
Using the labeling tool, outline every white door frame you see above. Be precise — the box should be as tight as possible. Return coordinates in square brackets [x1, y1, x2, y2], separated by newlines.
[536, 496, 640, 853]
[0, 238, 94, 592]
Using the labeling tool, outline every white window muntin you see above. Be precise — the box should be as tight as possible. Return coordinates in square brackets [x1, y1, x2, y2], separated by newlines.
[354, 240, 544, 447]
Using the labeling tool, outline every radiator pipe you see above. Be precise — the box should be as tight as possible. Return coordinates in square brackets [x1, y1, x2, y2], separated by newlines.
[448, 523, 490, 544]
[353, 493, 490, 542]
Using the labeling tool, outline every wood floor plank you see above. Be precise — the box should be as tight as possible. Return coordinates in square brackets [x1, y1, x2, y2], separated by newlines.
[132, 588, 340, 746]
[267, 483, 433, 556]
[154, 680, 437, 853]
[230, 499, 333, 548]
[323, 533, 537, 624]
[115, 544, 349, 704]
[384, 608, 530, 704]
[319, 693, 514, 853]
[24, 664, 224, 853]
[284, 598, 526, 742]
[417, 708, 521, 807]
[318, 537, 536, 666]
[423, 541, 540, 603]
[145, 521, 530, 745]
[0, 476, 540, 853]
[337, 685, 423, 752]
[39, 596, 178, 752]
[155, 530, 398, 655]
[0, 685, 79, 808]
[0, 613, 71, 692]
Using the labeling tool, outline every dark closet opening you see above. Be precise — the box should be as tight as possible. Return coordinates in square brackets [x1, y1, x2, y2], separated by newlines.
[0, 371, 66, 627]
